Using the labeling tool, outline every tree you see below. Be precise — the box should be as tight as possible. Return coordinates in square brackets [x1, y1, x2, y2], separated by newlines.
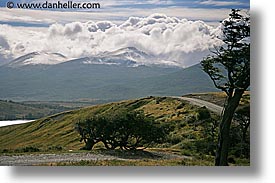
[75, 116, 108, 150]
[201, 9, 250, 166]
[75, 109, 167, 150]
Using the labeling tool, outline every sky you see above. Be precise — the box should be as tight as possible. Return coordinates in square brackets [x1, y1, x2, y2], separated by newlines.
[0, 0, 250, 67]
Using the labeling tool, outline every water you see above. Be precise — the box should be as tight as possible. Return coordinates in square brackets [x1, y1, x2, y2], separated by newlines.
[0, 120, 35, 127]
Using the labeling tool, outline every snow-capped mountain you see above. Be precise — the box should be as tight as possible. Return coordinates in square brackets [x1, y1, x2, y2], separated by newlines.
[5, 47, 182, 68]
[6, 52, 67, 67]
[78, 47, 155, 67]
[98, 47, 180, 67]
[102, 47, 152, 62]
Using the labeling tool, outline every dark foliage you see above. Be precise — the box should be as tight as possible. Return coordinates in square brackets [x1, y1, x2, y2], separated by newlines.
[75, 110, 167, 150]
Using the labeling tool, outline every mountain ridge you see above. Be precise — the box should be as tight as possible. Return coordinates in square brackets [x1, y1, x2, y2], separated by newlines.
[4, 47, 182, 68]
[0, 46, 217, 101]
[0, 61, 217, 101]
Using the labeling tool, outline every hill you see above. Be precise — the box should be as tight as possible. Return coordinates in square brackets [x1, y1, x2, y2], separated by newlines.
[0, 96, 249, 165]
[0, 97, 198, 150]
[0, 100, 69, 120]
[0, 99, 115, 120]
[0, 60, 217, 101]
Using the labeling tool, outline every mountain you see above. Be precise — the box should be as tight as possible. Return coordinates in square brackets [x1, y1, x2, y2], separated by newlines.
[6, 52, 67, 67]
[0, 47, 217, 101]
[6, 47, 179, 68]
[100, 47, 152, 63]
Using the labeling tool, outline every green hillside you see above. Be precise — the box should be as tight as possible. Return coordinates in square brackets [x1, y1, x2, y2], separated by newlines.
[0, 97, 194, 149]
[0, 96, 249, 165]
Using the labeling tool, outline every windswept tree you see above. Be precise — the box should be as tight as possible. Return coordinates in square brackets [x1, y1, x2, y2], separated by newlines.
[75, 110, 167, 150]
[201, 9, 250, 166]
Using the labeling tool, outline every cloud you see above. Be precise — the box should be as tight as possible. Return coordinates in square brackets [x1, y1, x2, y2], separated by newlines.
[0, 34, 13, 64]
[0, 6, 232, 26]
[199, 0, 244, 6]
[0, 35, 10, 50]
[0, 13, 224, 67]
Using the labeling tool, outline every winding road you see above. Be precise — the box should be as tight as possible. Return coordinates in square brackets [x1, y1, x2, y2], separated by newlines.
[172, 96, 224, 115]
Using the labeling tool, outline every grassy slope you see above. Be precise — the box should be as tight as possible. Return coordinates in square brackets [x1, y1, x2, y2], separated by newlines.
[0, 97, 202, 151]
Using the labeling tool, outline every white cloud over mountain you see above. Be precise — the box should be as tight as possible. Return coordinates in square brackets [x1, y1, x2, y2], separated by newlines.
[0, 13, 223, 67]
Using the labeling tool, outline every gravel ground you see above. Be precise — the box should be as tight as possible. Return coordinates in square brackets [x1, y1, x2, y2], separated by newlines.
[0, 151, 189, 166]
[0, 153, 125, 166]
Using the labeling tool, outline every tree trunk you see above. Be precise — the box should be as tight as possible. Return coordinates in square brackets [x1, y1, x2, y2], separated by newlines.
[83, 139, 95, 150]
[215, 90, 244, 166]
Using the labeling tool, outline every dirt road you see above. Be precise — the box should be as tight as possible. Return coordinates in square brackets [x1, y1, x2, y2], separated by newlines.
[173, 96, 223, 115]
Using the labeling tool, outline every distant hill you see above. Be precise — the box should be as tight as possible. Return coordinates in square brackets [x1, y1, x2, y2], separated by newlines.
[0, 99, 114, 120]
[0, 60, 217, 101]
[0, 100, 71, 120]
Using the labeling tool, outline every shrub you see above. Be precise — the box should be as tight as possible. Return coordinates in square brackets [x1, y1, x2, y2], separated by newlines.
[14, 146, 40, 153]
[48, 145, 63, 151]
[176, 102, 185, 109]
[196, 107, 211, 120]
[167, 134, 182, 145]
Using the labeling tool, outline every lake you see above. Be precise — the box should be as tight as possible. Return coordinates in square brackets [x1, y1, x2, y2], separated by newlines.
[0, 120, 35, 127]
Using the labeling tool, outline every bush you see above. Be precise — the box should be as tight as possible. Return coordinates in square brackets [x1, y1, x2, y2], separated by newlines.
[15, 146, 40, 153]
[196, 107, 211, 120]
[1, 149, 11, 153]
[48, 145, 63, 151]
[181, 149, 193, 156]
[167, 134, 182, 145]
[176, 102, 185, 109]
